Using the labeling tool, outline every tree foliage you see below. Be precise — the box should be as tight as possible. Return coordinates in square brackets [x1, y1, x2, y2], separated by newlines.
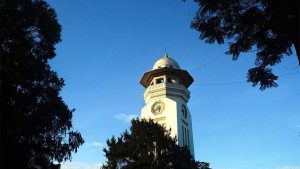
[102, 119, 210, 169]
[0, 0, 84, 168]
[190, 0, 299, 90]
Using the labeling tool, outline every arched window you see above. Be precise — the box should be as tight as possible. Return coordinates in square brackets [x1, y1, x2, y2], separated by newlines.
[182, 105, 187, 119]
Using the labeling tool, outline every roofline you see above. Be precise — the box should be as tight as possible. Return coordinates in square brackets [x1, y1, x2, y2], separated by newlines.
[140, 67, 194, 88]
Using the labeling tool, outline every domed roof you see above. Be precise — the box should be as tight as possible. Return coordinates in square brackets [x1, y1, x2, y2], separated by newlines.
[152, 53, 180, 70]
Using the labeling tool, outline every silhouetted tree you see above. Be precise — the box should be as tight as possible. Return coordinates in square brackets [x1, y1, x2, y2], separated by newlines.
[101, 119, 210, 169]
[0, 0, 84, 168]
[190, 0, 299, 90]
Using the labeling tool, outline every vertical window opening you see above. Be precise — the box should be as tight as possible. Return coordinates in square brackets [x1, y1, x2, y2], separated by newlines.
[182, 105, 187, 119]
[185, 128, 187, 146]
[187, 129, 190, 148]
[182, 126, 185, 146]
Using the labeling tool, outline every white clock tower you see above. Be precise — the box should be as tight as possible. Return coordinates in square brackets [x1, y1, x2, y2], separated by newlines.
[140, 53, 194, 156]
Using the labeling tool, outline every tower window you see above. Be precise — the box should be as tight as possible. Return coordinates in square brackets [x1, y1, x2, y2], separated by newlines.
[182, 127, 188, 147]
[156, 78, 164, 84]
[167, 78, 176, 84]
[187, 129, 190, 148]
[182, 105, 187, 119]
[182, 126, 185, 146]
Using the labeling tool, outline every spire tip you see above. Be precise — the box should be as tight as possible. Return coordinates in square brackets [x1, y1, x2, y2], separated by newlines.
[164, 52, 168, 58]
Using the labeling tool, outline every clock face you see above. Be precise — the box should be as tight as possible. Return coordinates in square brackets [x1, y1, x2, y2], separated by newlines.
[151, 101, 165, 115]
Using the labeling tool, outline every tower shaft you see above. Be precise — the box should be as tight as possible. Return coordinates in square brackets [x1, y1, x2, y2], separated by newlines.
[140, 54, 195, 156]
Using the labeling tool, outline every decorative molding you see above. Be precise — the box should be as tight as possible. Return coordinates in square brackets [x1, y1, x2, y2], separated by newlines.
[144, 83, 190, 102]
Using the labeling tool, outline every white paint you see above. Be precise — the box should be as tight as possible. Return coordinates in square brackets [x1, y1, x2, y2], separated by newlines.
[140, 54, 195, 157]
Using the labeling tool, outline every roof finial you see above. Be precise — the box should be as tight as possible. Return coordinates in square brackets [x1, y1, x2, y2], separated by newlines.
[164, 52, 168, 58]
[163, 46, 169, 58]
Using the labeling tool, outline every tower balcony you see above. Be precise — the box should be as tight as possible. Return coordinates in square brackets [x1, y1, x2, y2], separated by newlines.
[144, 82, 190, 103]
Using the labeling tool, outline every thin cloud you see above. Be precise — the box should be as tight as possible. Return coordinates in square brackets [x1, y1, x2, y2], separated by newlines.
[114, 113, 138, 123]
[61, 162, 101, 169]
[91, 142, 102, 148]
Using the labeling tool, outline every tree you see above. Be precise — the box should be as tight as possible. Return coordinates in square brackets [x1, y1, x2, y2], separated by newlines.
[190, 0, 299, 90]
[0, 0, 84, 168]
[101, 119, 210, 169]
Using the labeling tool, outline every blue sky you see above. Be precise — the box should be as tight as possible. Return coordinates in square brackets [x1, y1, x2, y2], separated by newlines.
[47, 1, 300, 169]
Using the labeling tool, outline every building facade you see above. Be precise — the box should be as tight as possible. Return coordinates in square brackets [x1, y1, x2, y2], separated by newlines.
[140, 53, 195, 156]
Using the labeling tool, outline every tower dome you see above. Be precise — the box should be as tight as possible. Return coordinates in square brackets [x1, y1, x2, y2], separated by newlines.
[152, 53, 180, 70]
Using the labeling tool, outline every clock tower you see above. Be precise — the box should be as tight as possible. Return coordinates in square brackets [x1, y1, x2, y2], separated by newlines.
[140, 53, 194, 156]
